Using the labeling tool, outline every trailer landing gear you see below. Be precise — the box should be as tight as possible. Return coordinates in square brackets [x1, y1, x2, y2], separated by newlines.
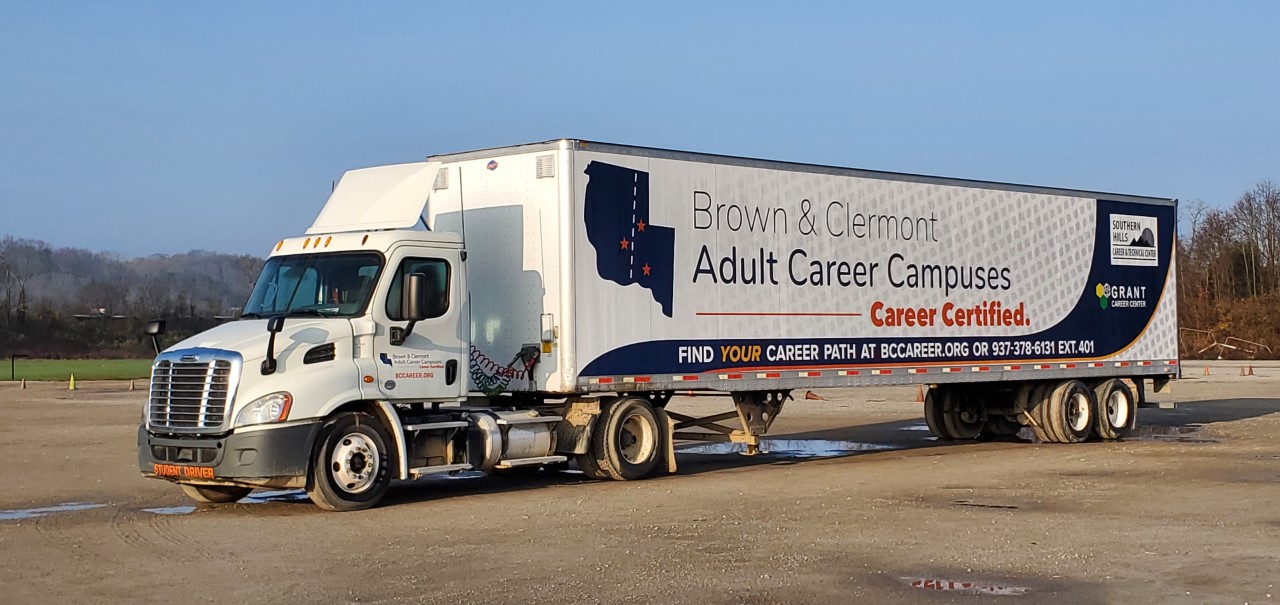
[669, 391, 789, 455]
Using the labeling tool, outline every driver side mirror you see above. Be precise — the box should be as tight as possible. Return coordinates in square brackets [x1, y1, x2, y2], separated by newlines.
[143, 319, 166, 355]
[402, 273, 430, 321]
[144, 319, 166, 337]
[391, 273, 439, 346]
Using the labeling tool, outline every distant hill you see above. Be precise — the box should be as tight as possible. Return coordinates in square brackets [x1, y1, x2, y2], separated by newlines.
[0, 236, 262, 357]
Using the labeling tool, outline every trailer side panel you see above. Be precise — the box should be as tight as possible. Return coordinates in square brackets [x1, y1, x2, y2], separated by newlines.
[569, 148, 1177, 391]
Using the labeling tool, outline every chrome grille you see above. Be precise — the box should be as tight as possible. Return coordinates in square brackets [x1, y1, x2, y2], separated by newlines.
[147, 350, 240, 433]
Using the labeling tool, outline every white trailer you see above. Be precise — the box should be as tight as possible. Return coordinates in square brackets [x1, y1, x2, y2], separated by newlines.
[139, 140, 1179, 510]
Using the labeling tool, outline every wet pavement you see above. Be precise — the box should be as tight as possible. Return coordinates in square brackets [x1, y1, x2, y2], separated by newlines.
[0, 502, 106, 521]
[677, 438, 898, 457]
[904, 577, 1030, 596]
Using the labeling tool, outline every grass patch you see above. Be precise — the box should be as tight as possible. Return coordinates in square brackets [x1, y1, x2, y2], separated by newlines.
[5, 359, 153, 381]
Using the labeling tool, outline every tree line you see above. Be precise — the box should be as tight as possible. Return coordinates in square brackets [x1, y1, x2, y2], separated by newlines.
[1178, 181, 1280, 359]
[0, 236, 261, 357]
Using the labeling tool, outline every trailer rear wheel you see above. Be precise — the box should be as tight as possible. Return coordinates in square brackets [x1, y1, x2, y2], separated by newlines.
[981, 416, 1022, 439]
[577, 397, 663, 480]
[1027, 382, 1058, 442]
[924, 388, 982, 440]
[947, 388, 983, 437]
[1092, 379, 1135, 440]
[923, 388, 951, 440]
[1040, 380, 1094, 443]
[180, 484, 252, 504]
[307, 411, 393, 511]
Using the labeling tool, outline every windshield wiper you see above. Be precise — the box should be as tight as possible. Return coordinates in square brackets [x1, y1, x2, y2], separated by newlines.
[240, 312, 265, 319]
[286, 309, 335, 317]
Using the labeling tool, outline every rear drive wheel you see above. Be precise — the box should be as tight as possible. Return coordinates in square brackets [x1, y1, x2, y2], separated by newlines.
[307, 411, 393, 512]
[180, 484, 252, 504]
[578, 397, 663, 480]
[1041, 380, 1094, 443]
[1093, 379, 1136, 440]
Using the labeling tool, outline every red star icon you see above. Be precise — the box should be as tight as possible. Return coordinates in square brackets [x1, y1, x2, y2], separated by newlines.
[636, 219, 646, 232]
[642, 263, 652, 277]
[619, 237, 630, 250]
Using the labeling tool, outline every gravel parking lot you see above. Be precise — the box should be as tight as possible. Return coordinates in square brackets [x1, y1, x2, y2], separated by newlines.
[2, 361, 1277, 604]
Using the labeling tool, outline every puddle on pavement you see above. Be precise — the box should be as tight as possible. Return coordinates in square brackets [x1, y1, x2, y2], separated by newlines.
[0, 502, 107, 521]
[142, 506, 196, 516]
[678, 439, 896, 457]
[898, 424, 931, 431]
[240, 489, 310, 504]
[1123, 425, 1220, 444]
[903, 577, 1029, 596]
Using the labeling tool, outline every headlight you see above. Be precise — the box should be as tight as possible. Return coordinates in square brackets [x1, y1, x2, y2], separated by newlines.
[233, 391, 293, 428]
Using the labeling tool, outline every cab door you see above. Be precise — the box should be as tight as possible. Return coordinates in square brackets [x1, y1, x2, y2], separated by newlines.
[371, 246, 467, 401]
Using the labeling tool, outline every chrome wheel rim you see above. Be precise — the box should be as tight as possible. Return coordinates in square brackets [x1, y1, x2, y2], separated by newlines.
[330, 433, 379, 493]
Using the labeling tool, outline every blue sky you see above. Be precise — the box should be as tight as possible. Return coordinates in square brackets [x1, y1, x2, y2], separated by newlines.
[2, 1, 1277, 257]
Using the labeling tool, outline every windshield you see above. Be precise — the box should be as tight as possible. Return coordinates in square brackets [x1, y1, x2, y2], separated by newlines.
[242, 253, 382, 318]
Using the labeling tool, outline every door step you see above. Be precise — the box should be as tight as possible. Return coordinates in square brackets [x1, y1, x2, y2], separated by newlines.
[495, 455, 567, 469]
[403, 421, 469, 431]
[408, 463, 472, 478]
[496, 415, 563, 426]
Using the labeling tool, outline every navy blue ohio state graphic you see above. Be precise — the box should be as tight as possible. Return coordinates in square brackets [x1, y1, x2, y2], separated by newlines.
[583, 161, 676, 316]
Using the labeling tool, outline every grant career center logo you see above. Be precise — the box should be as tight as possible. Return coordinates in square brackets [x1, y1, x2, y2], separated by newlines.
[1095, 283, 1148, 309]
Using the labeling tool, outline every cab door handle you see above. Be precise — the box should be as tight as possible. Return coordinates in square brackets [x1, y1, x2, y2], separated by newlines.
[445, 359, 458, 385]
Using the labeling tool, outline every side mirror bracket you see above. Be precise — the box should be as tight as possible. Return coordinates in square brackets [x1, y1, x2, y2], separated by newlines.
[261, 316, 285, 375]
[144, 319, 167, 355]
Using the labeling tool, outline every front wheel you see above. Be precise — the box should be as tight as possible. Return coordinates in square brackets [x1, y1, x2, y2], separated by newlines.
[307, 411, 393, 512]
[180, 484, 252, 504]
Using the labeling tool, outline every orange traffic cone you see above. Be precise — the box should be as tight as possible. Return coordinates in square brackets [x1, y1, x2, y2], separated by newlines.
[1203, 366, 1209, 376]
[1240, 367, 1245, 376]
[804, 390, 825, 401]
[916, 385, 925, 403]
[1248, 365, 1255, 376]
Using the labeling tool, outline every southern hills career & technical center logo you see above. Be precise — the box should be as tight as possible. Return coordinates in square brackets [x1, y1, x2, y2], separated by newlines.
[1095, 283, 1148, 309]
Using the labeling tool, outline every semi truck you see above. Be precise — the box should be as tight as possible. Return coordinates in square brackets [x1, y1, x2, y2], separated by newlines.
[138, 139, 1179, 511]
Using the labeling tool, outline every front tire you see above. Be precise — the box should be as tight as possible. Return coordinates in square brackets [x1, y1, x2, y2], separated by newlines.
[307, 411, 393, 512]
[180, 484, 252, 504]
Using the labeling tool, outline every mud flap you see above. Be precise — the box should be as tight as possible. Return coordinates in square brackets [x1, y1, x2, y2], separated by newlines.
[553, 398, 602, 455]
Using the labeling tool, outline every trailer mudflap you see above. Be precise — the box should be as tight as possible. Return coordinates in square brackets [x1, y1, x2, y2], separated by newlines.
[553, 398, 601, 455]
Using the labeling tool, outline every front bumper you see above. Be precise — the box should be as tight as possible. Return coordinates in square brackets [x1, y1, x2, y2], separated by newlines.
[138, 421, 321, 487]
